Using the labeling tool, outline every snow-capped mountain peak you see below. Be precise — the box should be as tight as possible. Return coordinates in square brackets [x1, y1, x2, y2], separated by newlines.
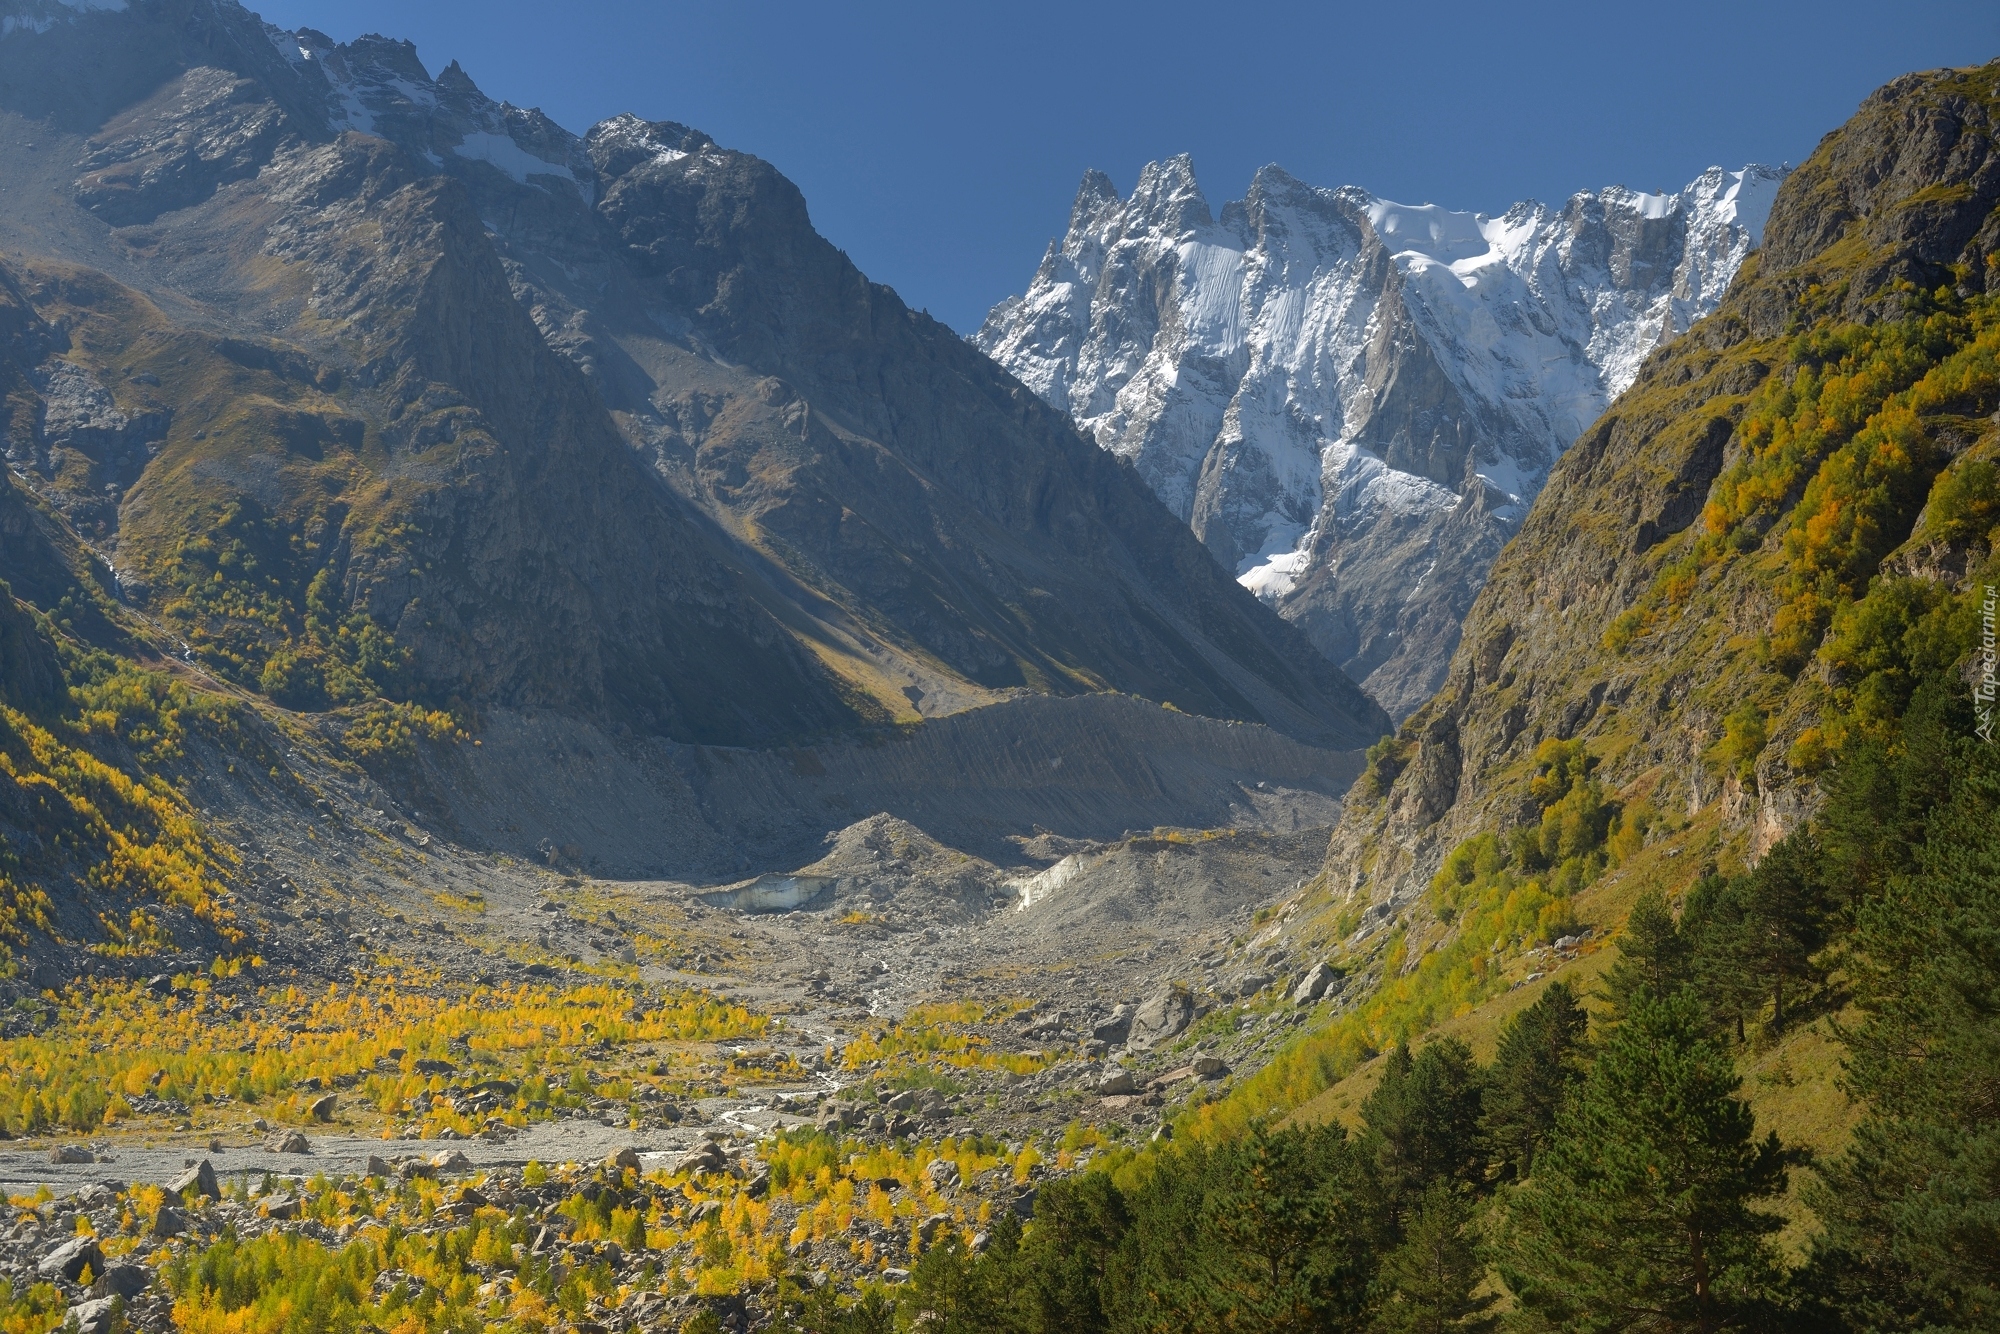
[977, 159, 1788, 719]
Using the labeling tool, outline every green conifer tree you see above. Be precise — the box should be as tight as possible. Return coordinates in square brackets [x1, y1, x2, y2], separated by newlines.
[1737, 833, 1830, 1033]
[1680, 876, 1760, 1044]
[1363, 1037, 1487, 1208]
[1498, 991, 1791, 1333]
[1111, 1125, 1381, 1334]
[1803, 688, 2000, 1330]
[1370, 1182, 1499, 1334]
[1482, 981, 1588, 1180]
[1601, 891, 1691, 1022]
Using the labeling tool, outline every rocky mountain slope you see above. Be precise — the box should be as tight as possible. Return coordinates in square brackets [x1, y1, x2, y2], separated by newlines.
[0, 0, 1386, 755]
[1316, 55, 1998, 921]
[1137, 58, 2000, 1150]
[979, 157, 1786, 717]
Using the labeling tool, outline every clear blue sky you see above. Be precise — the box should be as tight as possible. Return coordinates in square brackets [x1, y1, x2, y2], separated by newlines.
[254, 0, 1997, 334]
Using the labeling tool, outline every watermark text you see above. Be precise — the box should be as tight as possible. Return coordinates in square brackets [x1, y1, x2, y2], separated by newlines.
[1978, 584, 1996, 744]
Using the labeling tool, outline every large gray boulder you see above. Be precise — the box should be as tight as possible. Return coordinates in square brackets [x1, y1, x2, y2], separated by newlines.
[170, 1159, 220, 1200]
[40, 1236, 103, 1283]
[1090, 1004, 1133, 1044]
[1127, 987, 1194, 1051]
[90, 1265, 150, 1300]
[66, 1297, 118, 1334]
[1292, 961, 1341, 1005]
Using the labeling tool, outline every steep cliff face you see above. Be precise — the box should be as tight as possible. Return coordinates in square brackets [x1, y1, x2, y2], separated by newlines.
[979, 158, 1784, 717]
[0, 0, 1387, 749]
[513, 115, 1389, 745]
[0, 2, 869, 745]
[1318, 59, 2000, 925]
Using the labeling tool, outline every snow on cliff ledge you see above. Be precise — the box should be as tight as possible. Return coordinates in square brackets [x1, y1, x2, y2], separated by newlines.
[977, 160, 1786, 719]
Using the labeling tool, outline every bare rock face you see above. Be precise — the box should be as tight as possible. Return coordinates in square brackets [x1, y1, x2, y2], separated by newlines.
[75, 65, 287, 225]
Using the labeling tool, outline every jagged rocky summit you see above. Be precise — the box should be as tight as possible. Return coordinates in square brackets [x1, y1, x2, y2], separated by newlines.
[977, 157, 1788, 718]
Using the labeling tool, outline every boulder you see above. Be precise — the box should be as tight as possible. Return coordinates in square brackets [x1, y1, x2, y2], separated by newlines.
[265, 1129, 310, 1154]
[260, 1195, 299, 1221]
[47, 1145, 94, 1165]
[171, 1159, 221, 1200]
[923, 1159, 959, 1190]
[39, 1235, 104, 1283]
[606, 1147, 642, 1172]
[1096, 1067, 1136, 1096]
[1192, 1054, 1229, 1079]
[364, 1155, 392, 1178]
[885, 1090, 916, 1112]
[430, 1149, 472, 1172]
[1090, 1004, 1133, 1044]
[150, 1206, 189, 1238]
[1126, 987, 1193, 1051]
[1234, 972, 1272, 999]
[65, 1296, 118, 1334]
[307, 1094, 337, 1122]
[675, 1142, 726, 1175]
[1292, 962, 1340, 1005]
[89, 1264, 149, 1300]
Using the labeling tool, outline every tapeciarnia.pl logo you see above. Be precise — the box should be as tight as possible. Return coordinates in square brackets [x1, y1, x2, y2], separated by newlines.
[1979, 584, 1997, 744]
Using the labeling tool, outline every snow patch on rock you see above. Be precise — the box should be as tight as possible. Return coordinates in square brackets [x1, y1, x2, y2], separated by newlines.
[978, 160, 1787, 718]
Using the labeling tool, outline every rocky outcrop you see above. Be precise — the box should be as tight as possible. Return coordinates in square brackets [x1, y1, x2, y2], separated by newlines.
[0, 585, 62, 714]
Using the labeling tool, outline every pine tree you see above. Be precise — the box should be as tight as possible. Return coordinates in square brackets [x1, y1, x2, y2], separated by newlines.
[906, 1231, 1012, 1334]
[1363, 1037, 1488, 1209]
[1600, 891, 1690, 1021]
[1497, 991, 1791, 1333]
[1111, 1124, 1381, 1334]
[1007, 1173, 1124, 1334]
[1803, 690, 2000, 1330]
[1737, 833, 1830, 1033]
[1680, 875, 1760, 1044]
[1370, 1182, 1498, 1334]
[1481, 981, 1588, 1180]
